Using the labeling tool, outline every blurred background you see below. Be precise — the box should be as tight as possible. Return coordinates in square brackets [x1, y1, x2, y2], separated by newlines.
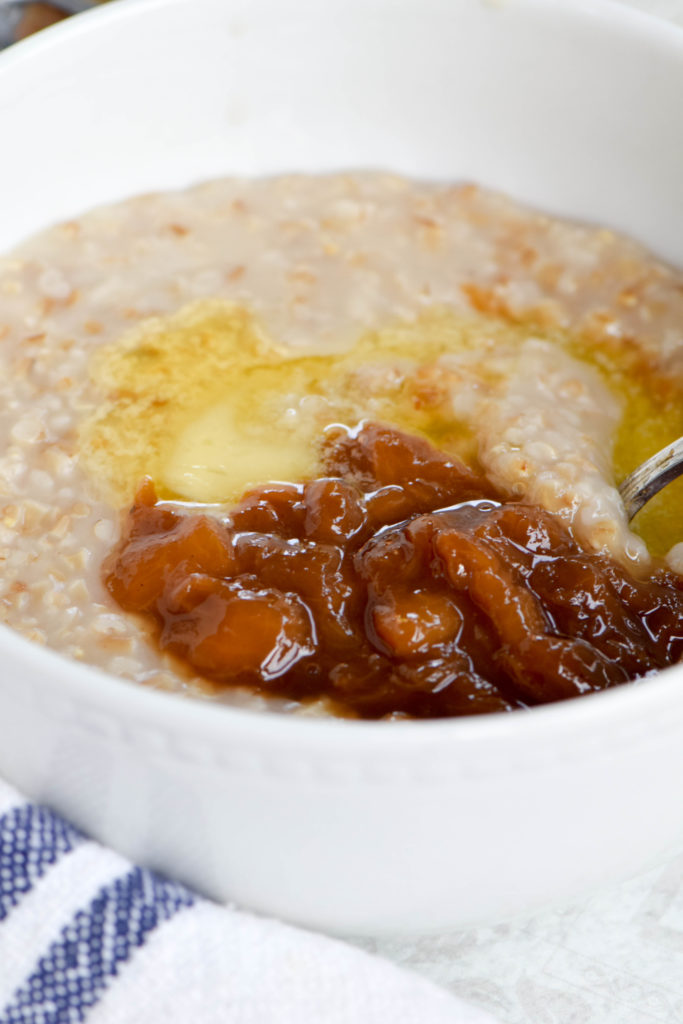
[0, 0, 108, 48]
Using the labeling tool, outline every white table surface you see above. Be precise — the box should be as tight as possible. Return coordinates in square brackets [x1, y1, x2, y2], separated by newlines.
[352, 5, 683, 1020]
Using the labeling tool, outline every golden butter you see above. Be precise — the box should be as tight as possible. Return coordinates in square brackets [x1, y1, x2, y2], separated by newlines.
[80, 298, 683, 557]
[570, 337, 683, 557]
[163, 400, 318, 503]
[80, 300, 492, 505]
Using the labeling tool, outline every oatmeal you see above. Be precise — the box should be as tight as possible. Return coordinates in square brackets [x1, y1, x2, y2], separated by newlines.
[0, 173, 682, 708]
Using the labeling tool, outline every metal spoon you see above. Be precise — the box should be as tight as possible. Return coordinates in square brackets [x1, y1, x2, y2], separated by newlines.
[619, 436, 683, 521]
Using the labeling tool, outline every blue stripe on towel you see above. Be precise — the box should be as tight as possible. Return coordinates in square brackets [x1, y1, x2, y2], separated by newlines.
[0, 805, 85, 921]
[0, 866, 195, 1024]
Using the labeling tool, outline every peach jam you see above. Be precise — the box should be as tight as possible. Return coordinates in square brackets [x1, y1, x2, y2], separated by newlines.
[105, 424, 683, 719]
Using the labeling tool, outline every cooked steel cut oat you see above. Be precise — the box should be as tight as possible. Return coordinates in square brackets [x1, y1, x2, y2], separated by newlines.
[0, 173, 682, 711]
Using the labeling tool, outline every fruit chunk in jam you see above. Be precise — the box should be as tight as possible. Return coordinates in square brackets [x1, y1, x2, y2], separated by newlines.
[104, 424, 683, 718]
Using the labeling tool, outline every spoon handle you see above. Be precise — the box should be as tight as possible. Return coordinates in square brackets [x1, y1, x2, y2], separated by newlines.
[619, 435, 683, 521]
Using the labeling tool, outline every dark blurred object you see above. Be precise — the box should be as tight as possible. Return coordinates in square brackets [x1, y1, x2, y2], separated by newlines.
[0, 0, 99, 48]
[15, 3, 68, 39]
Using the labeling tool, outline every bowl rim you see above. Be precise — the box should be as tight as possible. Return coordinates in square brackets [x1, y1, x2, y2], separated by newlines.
[0, 0, 681, 70]
[1, 0, 683, 756]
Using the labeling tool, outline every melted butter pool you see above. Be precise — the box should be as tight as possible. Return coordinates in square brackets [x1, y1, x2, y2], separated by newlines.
[570, 337, 683, 557]
[81, 300, 496, 504]
[80, 298, 683, 557]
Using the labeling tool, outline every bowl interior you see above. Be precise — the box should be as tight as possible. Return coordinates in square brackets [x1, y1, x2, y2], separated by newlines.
[1, 0, 683, 264]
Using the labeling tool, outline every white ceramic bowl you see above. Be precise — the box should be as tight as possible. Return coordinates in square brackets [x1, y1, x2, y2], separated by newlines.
[1, 0, 683, 936]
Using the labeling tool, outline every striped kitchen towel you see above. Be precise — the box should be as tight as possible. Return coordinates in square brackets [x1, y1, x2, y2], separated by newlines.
[0, 780, 500, 1024]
